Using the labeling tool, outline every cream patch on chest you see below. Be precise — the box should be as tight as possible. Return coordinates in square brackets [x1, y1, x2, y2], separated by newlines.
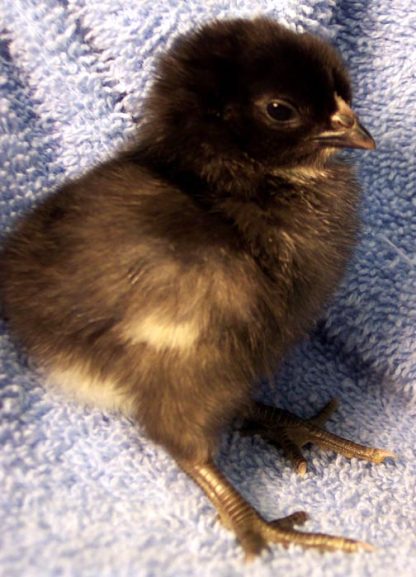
[46, 364, 135, 415]
[121, 313, 201, 352]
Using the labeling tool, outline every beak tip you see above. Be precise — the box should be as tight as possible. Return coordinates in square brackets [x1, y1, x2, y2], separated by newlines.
[358, 125, 376, 150]
[360, 135, 376, 151]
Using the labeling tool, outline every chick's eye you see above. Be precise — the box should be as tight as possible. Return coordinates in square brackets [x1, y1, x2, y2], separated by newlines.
[266, 100, 297, 122]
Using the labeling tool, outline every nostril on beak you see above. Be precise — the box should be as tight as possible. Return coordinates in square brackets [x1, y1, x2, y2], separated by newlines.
[331, 113, 355, 130]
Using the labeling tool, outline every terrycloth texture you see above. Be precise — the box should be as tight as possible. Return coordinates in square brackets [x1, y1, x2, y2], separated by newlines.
[0, 1, 415, 576]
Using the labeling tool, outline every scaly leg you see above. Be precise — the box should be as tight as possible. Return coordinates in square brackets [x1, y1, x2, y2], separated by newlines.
[179, 458, 373, 560]
[240, 400, 395, 475]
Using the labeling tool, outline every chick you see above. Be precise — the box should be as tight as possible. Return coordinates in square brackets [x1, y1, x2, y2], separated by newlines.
[1, 18, 393, 558]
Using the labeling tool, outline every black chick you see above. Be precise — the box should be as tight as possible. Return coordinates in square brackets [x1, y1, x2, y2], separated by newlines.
[1, 18, 393, 558]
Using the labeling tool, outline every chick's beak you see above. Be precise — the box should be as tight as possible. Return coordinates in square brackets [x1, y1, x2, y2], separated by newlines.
[314, 95, 376, 150]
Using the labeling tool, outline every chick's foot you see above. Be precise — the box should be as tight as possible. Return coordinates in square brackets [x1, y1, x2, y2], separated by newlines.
[241, 400, 395, 475]
[180, 459, 374, 561]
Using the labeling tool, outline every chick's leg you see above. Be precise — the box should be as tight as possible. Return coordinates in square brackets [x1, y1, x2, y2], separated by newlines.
[179, 458, 372, 560]
[240, 400, 395, 475]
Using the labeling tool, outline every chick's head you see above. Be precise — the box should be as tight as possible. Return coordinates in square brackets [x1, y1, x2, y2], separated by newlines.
[142, 18, 374, 175]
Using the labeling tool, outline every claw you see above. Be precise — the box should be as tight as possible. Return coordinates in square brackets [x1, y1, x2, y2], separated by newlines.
[296, 460, 308, 476]
[280, 434, 308, 474]
[269, 511, 309, 530]
[368, 448, 396, 463]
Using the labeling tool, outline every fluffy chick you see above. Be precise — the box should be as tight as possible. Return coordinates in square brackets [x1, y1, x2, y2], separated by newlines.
[1, 18, 392, 558]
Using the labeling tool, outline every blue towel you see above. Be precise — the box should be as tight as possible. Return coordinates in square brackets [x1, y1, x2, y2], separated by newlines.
[0, 1, 415, 576]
